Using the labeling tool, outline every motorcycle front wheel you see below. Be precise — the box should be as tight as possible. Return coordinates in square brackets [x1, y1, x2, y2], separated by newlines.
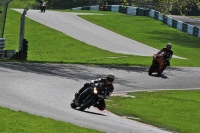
[71, 102, 77, 109]
[148, 63, 158, 75]
[79, 97, 95, 111]
[70, 99, 78, 109]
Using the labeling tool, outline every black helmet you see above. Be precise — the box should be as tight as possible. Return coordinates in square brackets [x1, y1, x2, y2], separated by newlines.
[166, 43, 172, 50]
[106, 73, 115, 84]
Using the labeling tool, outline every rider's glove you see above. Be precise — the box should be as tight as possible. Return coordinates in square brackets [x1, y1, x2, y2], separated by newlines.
[105, 95, 110, 99]
[105, 92, 112, 99]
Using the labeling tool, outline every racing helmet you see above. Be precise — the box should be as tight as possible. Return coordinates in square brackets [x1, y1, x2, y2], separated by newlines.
[106, 73, 115, 84]
[166, 43, 172, 50]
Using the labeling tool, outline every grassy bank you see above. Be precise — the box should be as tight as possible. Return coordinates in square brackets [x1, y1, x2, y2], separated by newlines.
[0, 106, 102, 133]
[190, 16, 200, 18]
[78, 12, 200, 66]
[8, 0, 38, 9]
[3, 8, 200, 66]
[3, 9, 153, 66]
[106, 90, 200, 133]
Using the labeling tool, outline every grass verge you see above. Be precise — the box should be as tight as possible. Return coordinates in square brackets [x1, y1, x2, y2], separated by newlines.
[0, 106, 102, 133]
[190, 16, 200, 18]
[2, 8, 200, 66]
[3, 9, 154, 66]
[77, 12, 200, 66]
[106, 90, 200, 133]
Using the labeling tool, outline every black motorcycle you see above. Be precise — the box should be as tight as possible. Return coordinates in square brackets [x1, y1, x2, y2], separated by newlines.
[71, 82, 109, 111]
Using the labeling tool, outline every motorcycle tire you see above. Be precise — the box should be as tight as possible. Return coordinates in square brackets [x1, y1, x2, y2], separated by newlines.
[79, 97, 94, 111]
[78, 88, 91, 104]
[148, 63, 158, 75]
[70, 102, 77, 109]
[157, 72, 162, 75]
[160, 65, 166, 74]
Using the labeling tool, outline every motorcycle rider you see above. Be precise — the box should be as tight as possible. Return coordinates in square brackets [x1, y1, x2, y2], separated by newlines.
[40, 1, 48, 8]
[157, 43, 173, 72]
[75, 73, 115, 110]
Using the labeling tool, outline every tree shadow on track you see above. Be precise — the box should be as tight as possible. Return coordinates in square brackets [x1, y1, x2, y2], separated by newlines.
[0, 62, 103, 81]
[0, 62, 184, 87]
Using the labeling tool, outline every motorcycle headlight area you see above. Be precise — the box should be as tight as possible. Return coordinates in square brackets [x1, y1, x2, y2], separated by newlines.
[93, 87, 98, 94]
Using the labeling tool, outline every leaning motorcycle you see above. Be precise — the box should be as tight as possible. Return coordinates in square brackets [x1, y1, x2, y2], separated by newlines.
[70, 82, 109, 111]
[148, 54, 165, 75]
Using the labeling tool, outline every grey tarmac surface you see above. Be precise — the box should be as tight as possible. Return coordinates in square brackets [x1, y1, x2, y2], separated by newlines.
[13, 9, 184, 59]
[1, 62, 200, 133]
[168, 15, 200, 28]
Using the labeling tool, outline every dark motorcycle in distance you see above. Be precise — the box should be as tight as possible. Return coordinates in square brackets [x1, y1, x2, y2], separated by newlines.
[71, 82, 110, 111]
[148, 54, 165, 75]
[41, 2, 47, 12]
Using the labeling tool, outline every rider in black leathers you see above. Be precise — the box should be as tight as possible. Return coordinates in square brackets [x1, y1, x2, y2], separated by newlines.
[157, 43, 173, 72]
[75, 73, 115, 110]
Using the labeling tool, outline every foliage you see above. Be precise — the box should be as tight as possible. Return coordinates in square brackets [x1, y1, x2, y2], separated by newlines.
[8, 0, 38, 9]
[25, 0, 200, 14]
[123, 0, 200, 15]
[34, 0, 121, 9]
[35, 0, 101, 9]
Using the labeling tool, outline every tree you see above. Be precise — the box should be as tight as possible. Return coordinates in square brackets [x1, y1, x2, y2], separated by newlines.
[36, 0, 200, 14]
[125, 0, 200, 14]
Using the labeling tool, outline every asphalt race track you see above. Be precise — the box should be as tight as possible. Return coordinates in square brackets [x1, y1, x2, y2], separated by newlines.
[0, 9, 200, 133]
[1, 62, 200, 133]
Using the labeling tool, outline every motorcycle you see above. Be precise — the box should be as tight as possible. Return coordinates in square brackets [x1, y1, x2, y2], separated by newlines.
[71, 82, 109, 111]
[40, 2, 47, 12]
[148, 54, 165, 75]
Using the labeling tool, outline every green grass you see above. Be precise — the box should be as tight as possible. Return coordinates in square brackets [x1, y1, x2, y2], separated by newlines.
[56, 9, 120, 15]
[190, 16, 200, 18]
[106, 90, 200, 133]
[2, 1, 200, 133]
[8, 0, 38, 9]
[3, 8, 200, 66]
[78, 12, 200, 66]
[3, 9, 154, 66]
[0, 106, 102, 133]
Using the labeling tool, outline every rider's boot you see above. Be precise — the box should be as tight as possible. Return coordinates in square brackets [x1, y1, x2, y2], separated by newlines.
[162, 65, 166, 73]
[74, 92, 80, 106]
[75, 92, 79, 99]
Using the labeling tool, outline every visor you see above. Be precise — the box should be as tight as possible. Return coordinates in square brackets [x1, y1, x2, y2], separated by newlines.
[107, 77, 114, 83]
